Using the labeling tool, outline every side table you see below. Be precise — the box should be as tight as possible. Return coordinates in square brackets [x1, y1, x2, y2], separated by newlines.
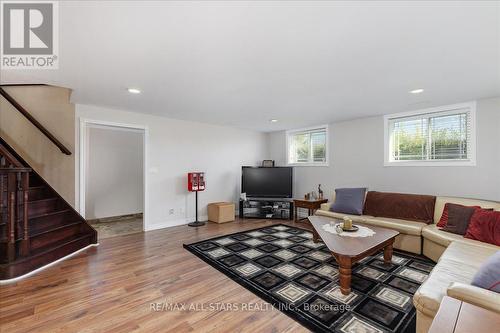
[293, 198, 328, 222]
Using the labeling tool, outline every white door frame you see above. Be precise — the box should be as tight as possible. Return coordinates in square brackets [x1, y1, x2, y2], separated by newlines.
[78, 118, 148, 231]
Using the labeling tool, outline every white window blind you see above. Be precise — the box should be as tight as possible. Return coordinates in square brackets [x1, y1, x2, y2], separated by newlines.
[386, 104, 475, 164]
[287, 126, 328, 165]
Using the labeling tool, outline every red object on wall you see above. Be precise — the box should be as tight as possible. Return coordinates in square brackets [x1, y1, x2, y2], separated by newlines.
[188, 172, 205, 192]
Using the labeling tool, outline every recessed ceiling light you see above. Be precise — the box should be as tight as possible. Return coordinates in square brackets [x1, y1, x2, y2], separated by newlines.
[270, 119, 278, 123]
[409, 88, 424, 94]
[127, 88, 141, 94]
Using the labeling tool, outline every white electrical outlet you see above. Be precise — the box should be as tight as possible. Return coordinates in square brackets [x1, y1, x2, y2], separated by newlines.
[169, 208, 175, 215]
[179, 207, 184, 214]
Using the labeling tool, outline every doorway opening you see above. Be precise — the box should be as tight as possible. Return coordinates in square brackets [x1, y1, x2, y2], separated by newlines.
[79, 120, 147, 239]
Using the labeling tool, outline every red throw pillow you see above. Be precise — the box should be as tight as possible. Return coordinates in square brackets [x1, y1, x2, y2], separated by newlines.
[437, 204, 450, 227]
[437, 203, 481, 228]
[464, 209, 500, 246]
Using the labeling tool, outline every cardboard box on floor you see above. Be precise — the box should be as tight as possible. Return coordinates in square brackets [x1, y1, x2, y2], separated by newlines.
[208, 202, 235, 223]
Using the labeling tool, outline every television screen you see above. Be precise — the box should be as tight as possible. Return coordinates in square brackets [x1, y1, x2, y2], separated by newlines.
[242, 167, 293, 198]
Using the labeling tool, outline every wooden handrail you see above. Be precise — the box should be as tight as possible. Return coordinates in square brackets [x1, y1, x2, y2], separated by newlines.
[0, 87, 72, 155]
[0, 84, 48, 87]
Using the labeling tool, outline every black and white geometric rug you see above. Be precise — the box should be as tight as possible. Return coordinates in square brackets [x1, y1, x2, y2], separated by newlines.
[184, 224, 435, 333]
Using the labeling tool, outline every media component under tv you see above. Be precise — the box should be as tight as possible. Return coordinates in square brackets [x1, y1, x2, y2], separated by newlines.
[241, 166, 293, 198]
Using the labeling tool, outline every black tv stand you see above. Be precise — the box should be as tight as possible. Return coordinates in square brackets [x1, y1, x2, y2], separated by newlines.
[239, 198, 293, 220]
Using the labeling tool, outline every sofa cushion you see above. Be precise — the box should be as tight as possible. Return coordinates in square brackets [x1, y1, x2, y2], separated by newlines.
[315, 209, 369, 223]
[434, 196, 500, 224]
[364, 217, 425, 236]
[439, 240, 499, 267]
[465, 209, 500, 246]
[413, 241, 498, 317]
[413, 258, 478, 317]
[330, 187, 366, 215]
[442, 204, 477, 235]
[320, 202, 332, 211]
[422, 224, 465, 247]
[363, 191, 436, 223]
[471, 251, 500, 292]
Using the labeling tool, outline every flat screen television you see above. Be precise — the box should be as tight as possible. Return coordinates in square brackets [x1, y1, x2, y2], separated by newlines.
[242, 166, 293, 198]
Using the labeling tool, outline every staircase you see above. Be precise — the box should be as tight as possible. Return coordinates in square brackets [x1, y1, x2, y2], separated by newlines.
[0, 122, 97, 281]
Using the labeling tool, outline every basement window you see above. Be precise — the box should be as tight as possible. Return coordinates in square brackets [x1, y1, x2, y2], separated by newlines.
[384, 102, 476, 166]
[287, 125, 328, 166]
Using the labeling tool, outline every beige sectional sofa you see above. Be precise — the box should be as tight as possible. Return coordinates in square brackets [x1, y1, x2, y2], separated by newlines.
[316, 194, 500, 333]
[414, 240, 500, 333]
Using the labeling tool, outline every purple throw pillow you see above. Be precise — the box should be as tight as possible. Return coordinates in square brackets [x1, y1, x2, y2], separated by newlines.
[471, 251, 500, 293]
[330, 188, 367, 215]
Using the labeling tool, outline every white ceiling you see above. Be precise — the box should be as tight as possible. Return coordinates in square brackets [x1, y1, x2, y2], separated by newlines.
[2, 1, 499, 132]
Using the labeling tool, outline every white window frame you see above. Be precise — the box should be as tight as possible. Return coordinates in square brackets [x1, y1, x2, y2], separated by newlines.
[384, 102, 477, 167]
[286, 124, 329, 167]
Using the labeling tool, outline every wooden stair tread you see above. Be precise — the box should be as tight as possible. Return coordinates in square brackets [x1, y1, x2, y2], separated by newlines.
[30, 220, 82, 237]
[27, 186, 54, 201]
[0, 233, 93, 280]
[28, 185, 46, 190]
[32, 233, 91, 256]
[9, 233, 92, 264]
[29, 209, 71, 220]
[0, 234, 24, 242]
[28, 196, 58, 203]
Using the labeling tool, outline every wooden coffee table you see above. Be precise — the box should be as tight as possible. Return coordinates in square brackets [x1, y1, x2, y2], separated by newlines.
[308, 215, 399, 295]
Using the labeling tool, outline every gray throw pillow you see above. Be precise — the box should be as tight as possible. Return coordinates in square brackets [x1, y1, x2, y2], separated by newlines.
[330, 188, 367, 215]
[471, 251, 500, 293]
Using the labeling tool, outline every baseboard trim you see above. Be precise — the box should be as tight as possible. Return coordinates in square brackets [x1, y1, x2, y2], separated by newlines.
[87, 213, 143, 224]
[145, 215, 210, 231]
[0, 243, 99, 285]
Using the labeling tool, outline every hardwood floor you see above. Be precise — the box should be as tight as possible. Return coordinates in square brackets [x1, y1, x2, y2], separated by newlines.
[0, 218, 312, 333]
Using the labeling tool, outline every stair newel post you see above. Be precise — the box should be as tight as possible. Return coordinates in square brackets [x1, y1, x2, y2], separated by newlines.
[21, 171, 30, 256]
[7, 172, 16, 262]
[0, 174, 5, 225]
[0, 172, 9, 264]
[16, 172, 22, 236]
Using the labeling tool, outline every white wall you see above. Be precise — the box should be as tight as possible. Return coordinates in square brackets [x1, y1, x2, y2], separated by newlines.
[268, 97, 500, 202]
[76, 104, 269, 230]
[85, 126, 143, 219]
